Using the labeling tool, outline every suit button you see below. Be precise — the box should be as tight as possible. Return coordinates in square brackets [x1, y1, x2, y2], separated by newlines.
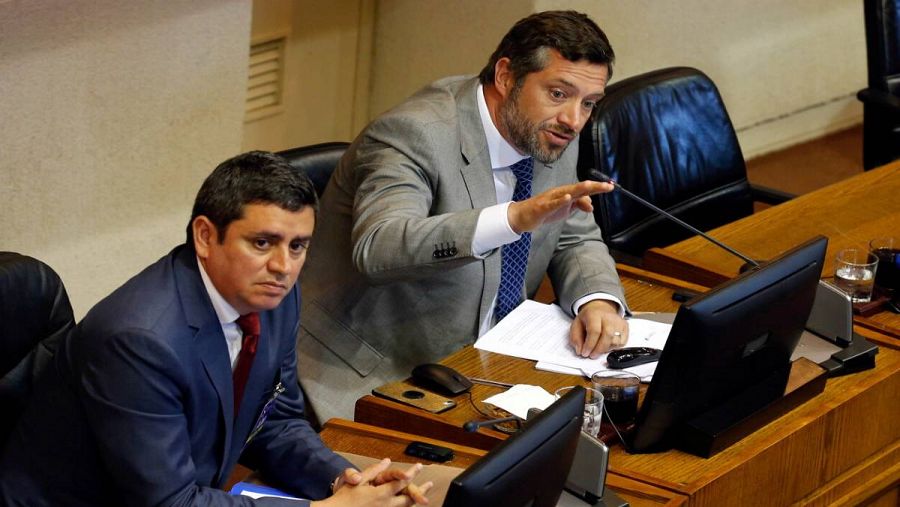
[448, 247, 458, 256]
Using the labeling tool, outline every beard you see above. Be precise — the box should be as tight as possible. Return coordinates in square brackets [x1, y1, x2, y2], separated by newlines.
[498, 85, 577, 165]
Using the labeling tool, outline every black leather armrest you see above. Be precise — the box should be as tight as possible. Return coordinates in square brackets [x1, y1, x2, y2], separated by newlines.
[750, 184, 795, 205]
[857, 88, 900, 115]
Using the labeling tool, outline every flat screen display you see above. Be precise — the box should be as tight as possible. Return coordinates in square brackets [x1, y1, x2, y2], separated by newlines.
[630, 236, 828, 454]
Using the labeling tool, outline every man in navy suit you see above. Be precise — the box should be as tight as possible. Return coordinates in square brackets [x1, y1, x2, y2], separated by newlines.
[0, 152, 430, 506]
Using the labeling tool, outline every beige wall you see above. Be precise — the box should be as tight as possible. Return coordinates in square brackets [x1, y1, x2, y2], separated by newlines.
[0, 1, 869, 317]
[368, 0, 533, 118]
[242, 0, 373, 152]
[0, 0, 252, 318]
[366, 0, 865, 158]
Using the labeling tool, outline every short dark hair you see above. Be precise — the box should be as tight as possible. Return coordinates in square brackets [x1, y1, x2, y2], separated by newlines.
[478, 10, 615, 86]
[186, 150, 318, 245]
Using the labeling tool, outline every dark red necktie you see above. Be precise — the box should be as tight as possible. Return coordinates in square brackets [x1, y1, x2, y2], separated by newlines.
[233, 312, 260, 417]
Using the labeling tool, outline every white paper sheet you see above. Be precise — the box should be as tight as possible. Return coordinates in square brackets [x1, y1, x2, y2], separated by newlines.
[475, 300, 672, 380]
[482, 384, 557, 419]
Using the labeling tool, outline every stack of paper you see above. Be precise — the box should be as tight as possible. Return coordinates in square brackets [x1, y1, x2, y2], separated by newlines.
[474, 300, 672, 381]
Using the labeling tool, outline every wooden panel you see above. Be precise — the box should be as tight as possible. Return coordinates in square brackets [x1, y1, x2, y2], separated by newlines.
[606, 346, 900, 506]
[320, 419, 485, 468]
[795, 440, 900, 506]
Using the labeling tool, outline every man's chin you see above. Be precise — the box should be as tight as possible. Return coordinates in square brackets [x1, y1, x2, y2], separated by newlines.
[533, 144, 568, 165]
[245, 295, 288, 313]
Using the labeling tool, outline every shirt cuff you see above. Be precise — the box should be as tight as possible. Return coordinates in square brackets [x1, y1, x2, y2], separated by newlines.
[472, 202, 521, 257]
[572, 293, 626, 317]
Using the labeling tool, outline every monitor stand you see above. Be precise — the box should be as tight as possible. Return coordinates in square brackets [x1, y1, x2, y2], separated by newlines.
[564, 432, 630, 506]
[805, 280, 879, 376]
[675, 357, 827, 458]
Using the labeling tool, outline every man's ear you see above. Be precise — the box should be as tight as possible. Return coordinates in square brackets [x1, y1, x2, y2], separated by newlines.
[192, 216, 216, 259]
[493, 57, 515, 99]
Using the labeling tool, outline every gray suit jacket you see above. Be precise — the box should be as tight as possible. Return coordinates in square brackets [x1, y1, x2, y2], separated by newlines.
[298, 76, 625, 421]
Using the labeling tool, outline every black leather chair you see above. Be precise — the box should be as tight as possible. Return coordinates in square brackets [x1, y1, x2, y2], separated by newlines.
[577, 67, 792, 264]
[0, 252, 75, 444]
[858, 0, 900, 170]
[277, 142, 350, 197]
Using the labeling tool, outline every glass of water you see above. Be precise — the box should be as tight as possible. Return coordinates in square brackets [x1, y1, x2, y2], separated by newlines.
[554, 386, 604, 437]
[834, 248, 879, 303]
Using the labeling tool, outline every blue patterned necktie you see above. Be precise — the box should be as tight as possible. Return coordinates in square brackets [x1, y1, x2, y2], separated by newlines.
[495, 157, 534, 322]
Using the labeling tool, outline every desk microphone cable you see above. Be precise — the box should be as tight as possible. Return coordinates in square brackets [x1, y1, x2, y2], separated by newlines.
[602, 404, 635, 454]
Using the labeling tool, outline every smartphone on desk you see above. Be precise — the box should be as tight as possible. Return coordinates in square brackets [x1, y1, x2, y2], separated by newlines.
[372, 380, 457, 413]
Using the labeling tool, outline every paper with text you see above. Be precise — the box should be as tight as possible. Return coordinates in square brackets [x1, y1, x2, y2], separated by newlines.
[475, 300, 672, 379]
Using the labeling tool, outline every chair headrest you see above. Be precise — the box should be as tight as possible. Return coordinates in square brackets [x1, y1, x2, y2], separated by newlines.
[577, 67, 752, 257]
[277, 142, 350, 197]
[0, 252, 74, 376]
[863, 0, 900, 94]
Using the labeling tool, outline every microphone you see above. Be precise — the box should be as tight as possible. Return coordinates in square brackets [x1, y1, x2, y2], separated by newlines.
[590, 170, 877, 369]
[462, 415, 521, 432]
[589, 169, 760, 270]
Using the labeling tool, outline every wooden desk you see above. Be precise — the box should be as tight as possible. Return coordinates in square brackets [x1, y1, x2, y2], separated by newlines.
[354, 267, 900, 506]
[643, 161, 900, 340]
[320, 419, 684, 507]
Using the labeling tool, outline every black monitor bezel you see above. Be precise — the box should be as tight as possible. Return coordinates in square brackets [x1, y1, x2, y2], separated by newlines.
[629, 236, 828, 454]
[442, 385, 584, 507]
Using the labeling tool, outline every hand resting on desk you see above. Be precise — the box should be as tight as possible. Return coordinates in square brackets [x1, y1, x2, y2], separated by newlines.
[570, 300, 629, 359]
[315, 458, 433, 507]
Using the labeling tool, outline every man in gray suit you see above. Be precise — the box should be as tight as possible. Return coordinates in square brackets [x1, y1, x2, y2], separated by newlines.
[298, 11, 629, 421]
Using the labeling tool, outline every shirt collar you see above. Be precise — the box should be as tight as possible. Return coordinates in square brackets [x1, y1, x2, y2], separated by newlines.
[476, 83, 530, 170]
[196, 256, 241, 326]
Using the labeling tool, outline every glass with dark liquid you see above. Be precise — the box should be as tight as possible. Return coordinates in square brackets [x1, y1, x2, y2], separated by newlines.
[870, 237, 899, 294]
[591, 370, 640, 425]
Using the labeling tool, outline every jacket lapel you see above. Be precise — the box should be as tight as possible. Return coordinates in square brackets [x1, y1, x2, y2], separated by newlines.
[457, 77, 496, 211]
[173, 247, 235, 482]
[454, 77, 503, 330]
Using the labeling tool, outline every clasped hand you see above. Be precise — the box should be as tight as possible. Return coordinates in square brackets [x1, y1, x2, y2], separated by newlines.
[507, 180, 613, 234]
[314, 458, 433, 507]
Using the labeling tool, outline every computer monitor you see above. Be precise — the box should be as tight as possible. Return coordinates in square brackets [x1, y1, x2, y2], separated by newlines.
[442, 385, 583, 507]
[630, 236, 828, 455]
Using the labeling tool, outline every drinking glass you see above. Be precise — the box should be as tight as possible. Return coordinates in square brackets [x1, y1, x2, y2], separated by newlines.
[834, 248, 878, 303]
[869, 237, 899, 294]
[554, 386, 604, 438]
[591, 370, 640, 425]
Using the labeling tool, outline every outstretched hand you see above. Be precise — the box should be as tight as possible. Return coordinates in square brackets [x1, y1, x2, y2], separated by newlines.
[507, 181, 614, 234]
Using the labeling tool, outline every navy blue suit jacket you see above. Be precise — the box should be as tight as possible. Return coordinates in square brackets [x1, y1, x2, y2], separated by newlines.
[0, 245, 351, 506]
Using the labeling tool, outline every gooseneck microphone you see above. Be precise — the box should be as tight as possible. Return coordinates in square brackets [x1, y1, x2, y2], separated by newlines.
[462, 415, 520, 432]
[589, 169, 760, 270]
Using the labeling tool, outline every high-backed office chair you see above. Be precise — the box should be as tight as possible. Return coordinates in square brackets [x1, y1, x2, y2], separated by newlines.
[273, 141, 349, 430]
[0, 252, 75, 444]
[858, 0, 900, 170]
[277, 142, 350, 197]
[577, 67, 792, 264]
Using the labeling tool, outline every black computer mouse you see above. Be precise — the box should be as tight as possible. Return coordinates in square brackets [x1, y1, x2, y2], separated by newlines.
[411, 363, 473, 396]
[607, 347, 662, 369]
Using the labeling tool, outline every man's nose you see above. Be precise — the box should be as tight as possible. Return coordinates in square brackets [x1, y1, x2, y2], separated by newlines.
[268, 248, 290, 275]
[558, 101, 585, 131]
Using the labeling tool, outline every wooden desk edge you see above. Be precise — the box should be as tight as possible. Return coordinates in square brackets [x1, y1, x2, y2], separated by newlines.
[324, 419, 686, 506]
[617, 263, 712, 293]
[642, 248, 732, 287]
[322, 418, 486, 459]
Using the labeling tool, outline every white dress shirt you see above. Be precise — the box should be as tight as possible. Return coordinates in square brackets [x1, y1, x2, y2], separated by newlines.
[472, 84, 623, 336]
[197, 257, 243, 370]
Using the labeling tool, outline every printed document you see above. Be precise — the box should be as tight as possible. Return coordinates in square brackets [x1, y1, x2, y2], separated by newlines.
[474, 300, 671, 379]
